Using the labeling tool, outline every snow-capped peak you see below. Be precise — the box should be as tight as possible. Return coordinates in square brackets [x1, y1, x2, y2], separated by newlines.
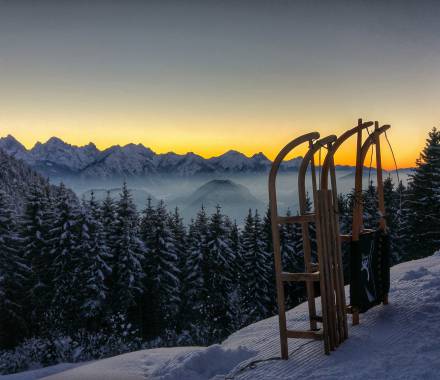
[0, 134, 27, 158]
[251, 152, 271, 163]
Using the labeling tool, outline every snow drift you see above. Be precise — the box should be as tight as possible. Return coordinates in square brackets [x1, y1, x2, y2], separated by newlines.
[5, 254, 440, 380]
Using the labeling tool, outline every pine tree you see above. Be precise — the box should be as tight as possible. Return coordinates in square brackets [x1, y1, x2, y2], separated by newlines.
[79, 193, 112, 325]
[0, 191, 27, 348]
[101, 191, 116, 258]
[406, 127, 440, 258]
[238, 210, 254, 325]
[279, 208, 303, 308]
[138, 197, 155, 338]
[170, 208, 186, 264]
[362, 181, 378, 229]
[227, 218, 244, 330]
[140, 200, 180, 337]
[179, 207, 207, 341]
[393, 181, 410, 263]
[111, 183, 145, 317]
[20, 184, 55, 336]
[49, 183, 81, 332]
[240, 210, 272, 325]
[201, 205, 235, 342]
[280, 208, 296, 271]
[337, 193, 351, 235]
[383, 177, 407, 264]
[262, 207, 277, 314]
[168, 207, 186, 333]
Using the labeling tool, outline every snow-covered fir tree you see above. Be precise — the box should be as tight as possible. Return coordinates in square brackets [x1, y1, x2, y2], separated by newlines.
[362, 181, 379, 229]
[279, 208, 303, 308]
[178, 207, 208, 341]
[78, 193, 112, 326]
[19, 184, 55, 336]
[262, 207, 277, 314]
[237, 210, 254, 326]
[337, 193, 352, 234]
[140, 200, 180, 338]
[393, 180, 410, 264]
[383, 177, 407, 264]
[167, 207, 186, 333]
[227, 218, 245, 330]
[111, 183, 145, 318]
[0, 191, 27, 348]
[100, 191, 117, 260]
[49, 183, 81, 332]
[406, 127, 440, 258]
[240, 210, 272, 325]
[201, 205, 235, 342]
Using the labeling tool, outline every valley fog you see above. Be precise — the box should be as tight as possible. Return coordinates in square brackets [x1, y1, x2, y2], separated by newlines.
[65, 169, 410, 224]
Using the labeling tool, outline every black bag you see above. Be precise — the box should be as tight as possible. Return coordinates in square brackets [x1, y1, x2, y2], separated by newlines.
[350, 230, 390, 313]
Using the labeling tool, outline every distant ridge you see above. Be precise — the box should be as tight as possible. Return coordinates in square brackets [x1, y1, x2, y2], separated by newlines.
[0, 135, 304, 179]
[172, 179, 265, 222]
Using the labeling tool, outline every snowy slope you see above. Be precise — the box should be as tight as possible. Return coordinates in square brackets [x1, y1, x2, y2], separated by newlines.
[6, 253, 436, 380]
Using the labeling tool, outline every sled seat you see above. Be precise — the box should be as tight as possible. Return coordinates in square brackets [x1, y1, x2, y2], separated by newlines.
[286, 330, 323, 340]
[276, 214, 315, 225]
[280, 271, 320, 282]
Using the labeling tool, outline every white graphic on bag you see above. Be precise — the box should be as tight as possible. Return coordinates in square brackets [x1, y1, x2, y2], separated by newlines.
[360, 238, 377, 303]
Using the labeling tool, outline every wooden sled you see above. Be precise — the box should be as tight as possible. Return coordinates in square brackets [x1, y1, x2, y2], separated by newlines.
[269, 133, 347, 358]
[321, 119, 391, 325]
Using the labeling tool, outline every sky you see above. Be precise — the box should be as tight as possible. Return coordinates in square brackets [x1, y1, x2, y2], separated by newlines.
[1, 0, 439, 168]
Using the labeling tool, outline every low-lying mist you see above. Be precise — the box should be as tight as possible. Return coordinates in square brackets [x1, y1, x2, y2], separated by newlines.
[64, 169, 410, 225]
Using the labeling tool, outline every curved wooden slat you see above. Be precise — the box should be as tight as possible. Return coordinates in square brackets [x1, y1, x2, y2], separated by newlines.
[374, 122, 387, 232]
[353, 124, 391, 236]
[298, 135, 337, 214]
[359, 124, 391, 164]
[321, 119, 374, 189]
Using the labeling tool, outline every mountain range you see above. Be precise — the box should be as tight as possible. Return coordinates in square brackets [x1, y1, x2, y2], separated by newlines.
[0, 135, 302, 179]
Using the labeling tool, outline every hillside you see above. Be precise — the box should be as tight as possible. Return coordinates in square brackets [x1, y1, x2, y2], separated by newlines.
[8, 254, 440, 380]
[0, 148, 57, 212]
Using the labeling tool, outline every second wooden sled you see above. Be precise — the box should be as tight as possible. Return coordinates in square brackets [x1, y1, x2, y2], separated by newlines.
[322, 119, 391, 325]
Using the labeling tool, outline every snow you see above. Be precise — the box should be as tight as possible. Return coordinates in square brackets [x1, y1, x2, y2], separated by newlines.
[8, 255, 440, 380]
[0, 363, 90, 380]
[152, 345, 256, 380]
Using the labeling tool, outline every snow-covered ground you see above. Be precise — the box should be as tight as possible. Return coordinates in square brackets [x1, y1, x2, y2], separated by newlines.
[4, 254, 440, 380]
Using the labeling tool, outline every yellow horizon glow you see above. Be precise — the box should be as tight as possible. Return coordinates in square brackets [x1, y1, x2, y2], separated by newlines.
[4, 117, 423, 170]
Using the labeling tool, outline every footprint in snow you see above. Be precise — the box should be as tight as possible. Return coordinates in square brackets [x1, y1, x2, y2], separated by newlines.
[400, 266, 430, 281]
